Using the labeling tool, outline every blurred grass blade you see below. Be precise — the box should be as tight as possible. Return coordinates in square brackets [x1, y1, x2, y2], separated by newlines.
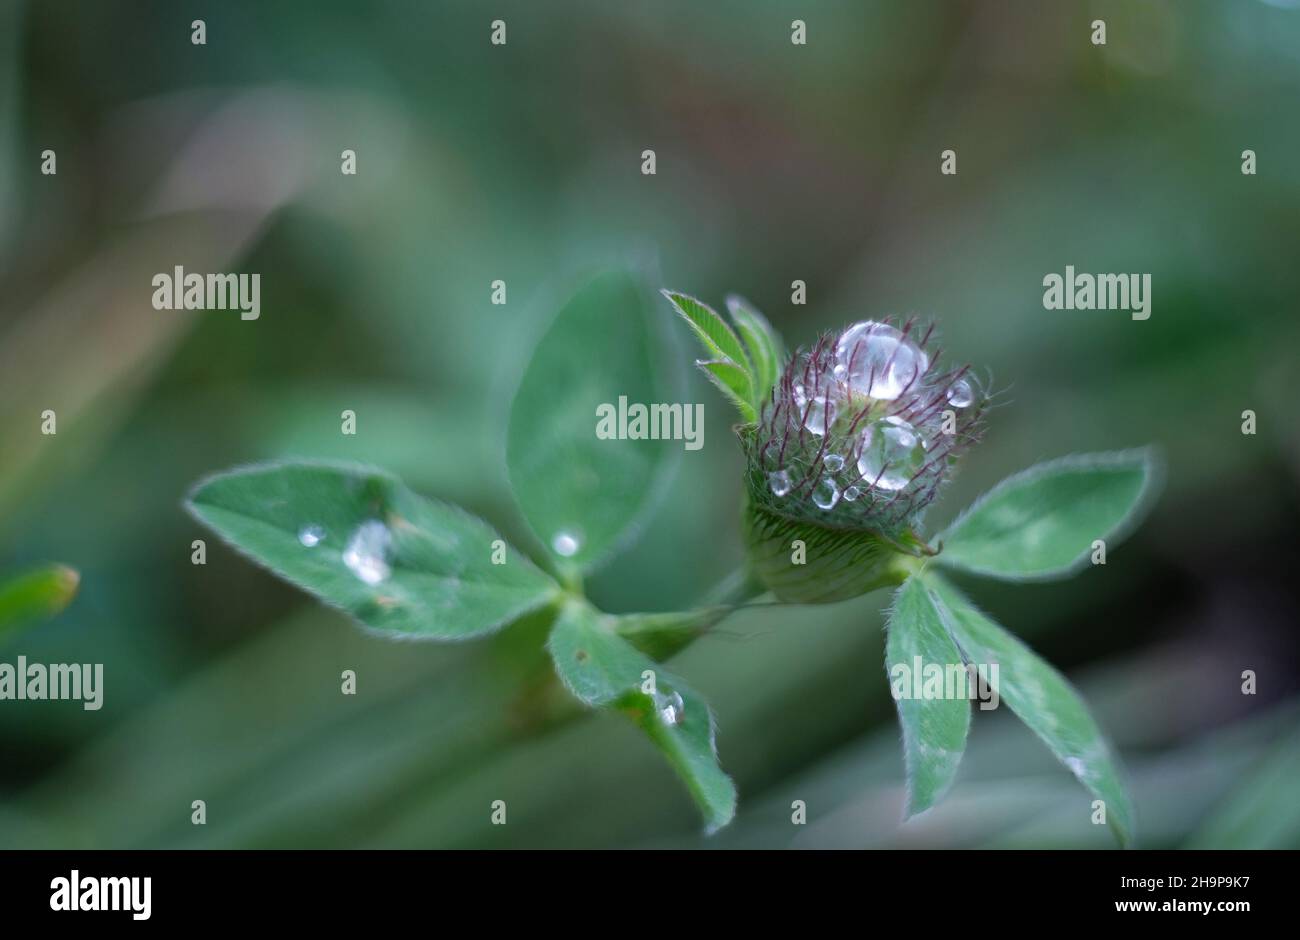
[936, 449, 1159, 581]
[187, 460, 560, 640]
[508, 270, 679, 573]
[886, 576, 970, 816]
[547, 600, 736, 833]
[927, 572, 1135, 846]
[1187, 726, 1300, 849]
[0, 565, 80, 641]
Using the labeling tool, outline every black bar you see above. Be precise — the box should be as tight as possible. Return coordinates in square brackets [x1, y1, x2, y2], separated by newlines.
[0, 849, 1287, 924]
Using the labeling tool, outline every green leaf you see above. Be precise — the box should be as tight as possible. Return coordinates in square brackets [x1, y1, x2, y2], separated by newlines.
[186, 460, 560, 640]
[936, 449, 1159, 581]
[508, 270, 679, 572]
[926, 573, 1136, 846]
[0, 564, 79, 642]
[547, 600, 736, 833]
[661, 290, 751, 374]
[725, 294, 784, 408]
[886, 577, 971, 816]
[698, 359, 755, 424]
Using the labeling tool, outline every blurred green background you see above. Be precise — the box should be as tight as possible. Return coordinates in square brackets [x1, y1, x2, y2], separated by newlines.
[1, 0, 1298, 848]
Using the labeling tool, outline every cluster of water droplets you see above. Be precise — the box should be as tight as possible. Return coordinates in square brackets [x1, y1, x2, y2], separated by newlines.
[763, 320, 980, 513]
[298, 518, 397, 587]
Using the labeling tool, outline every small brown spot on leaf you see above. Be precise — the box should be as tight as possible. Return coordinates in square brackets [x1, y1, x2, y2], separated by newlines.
[387, 513, 420, 533]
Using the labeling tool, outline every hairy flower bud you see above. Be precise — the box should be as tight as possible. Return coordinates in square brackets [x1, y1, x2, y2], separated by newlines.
[742, 317, 988, 601]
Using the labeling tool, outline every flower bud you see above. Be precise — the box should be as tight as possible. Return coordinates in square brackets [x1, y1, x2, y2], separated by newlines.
[742, 318, 987, 601]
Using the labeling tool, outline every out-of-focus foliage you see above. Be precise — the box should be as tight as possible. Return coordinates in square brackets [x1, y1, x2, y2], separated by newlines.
[0, 565, 79, 642]
[1, 0, 1297, 848]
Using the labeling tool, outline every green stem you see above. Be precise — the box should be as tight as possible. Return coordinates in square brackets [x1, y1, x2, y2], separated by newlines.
[885, 549, 928, 585]
[698, 565, 765, 607]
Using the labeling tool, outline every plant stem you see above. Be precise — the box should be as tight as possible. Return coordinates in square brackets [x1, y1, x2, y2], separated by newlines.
[699, 565, 766, 607]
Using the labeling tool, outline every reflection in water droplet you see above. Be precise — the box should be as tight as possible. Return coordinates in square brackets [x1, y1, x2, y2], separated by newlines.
[857, 416, 928, 491]
[551, 530, 581, 557]
[947, 378, 973, 408]
[343, 520, 392, 585]
[654, 689, 685, 727]
[823, 453, 845, 473]
[834, 321, 929, 401]
[812, 478, 840, 510]
[801, 395, 836, 436]
[767, 469, 792, 497]
[298, 524, 326, 548]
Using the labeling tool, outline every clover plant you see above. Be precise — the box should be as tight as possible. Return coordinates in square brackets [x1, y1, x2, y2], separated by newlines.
[187, 268, 1158, 843]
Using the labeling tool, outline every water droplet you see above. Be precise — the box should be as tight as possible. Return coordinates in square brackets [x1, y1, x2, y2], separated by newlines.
[843, 485, 861, 501]
[298, 524, 326, 548]
[794, 385, 836, 435]
[834, 321, 929, 401]
[654, 689, 685, 726]
[947, 378, 973, 408]
[857, 416, 927, 491]
[823, 453, 845, 472]
[1064, 756, 1087, 777]
[767, 469, 793, 497]
[812, 477, 840, 510]
[804, 396, 836, 435]
[342, 520, 392, 585]
[551, 530, 581, 557]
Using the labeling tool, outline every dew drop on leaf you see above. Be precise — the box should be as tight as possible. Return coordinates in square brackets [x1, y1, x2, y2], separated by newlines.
[654, 689, 685, 727]
[342, 520, 392, 585]
[297, 524, 326, 548]
[551, 530, 582, 557]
